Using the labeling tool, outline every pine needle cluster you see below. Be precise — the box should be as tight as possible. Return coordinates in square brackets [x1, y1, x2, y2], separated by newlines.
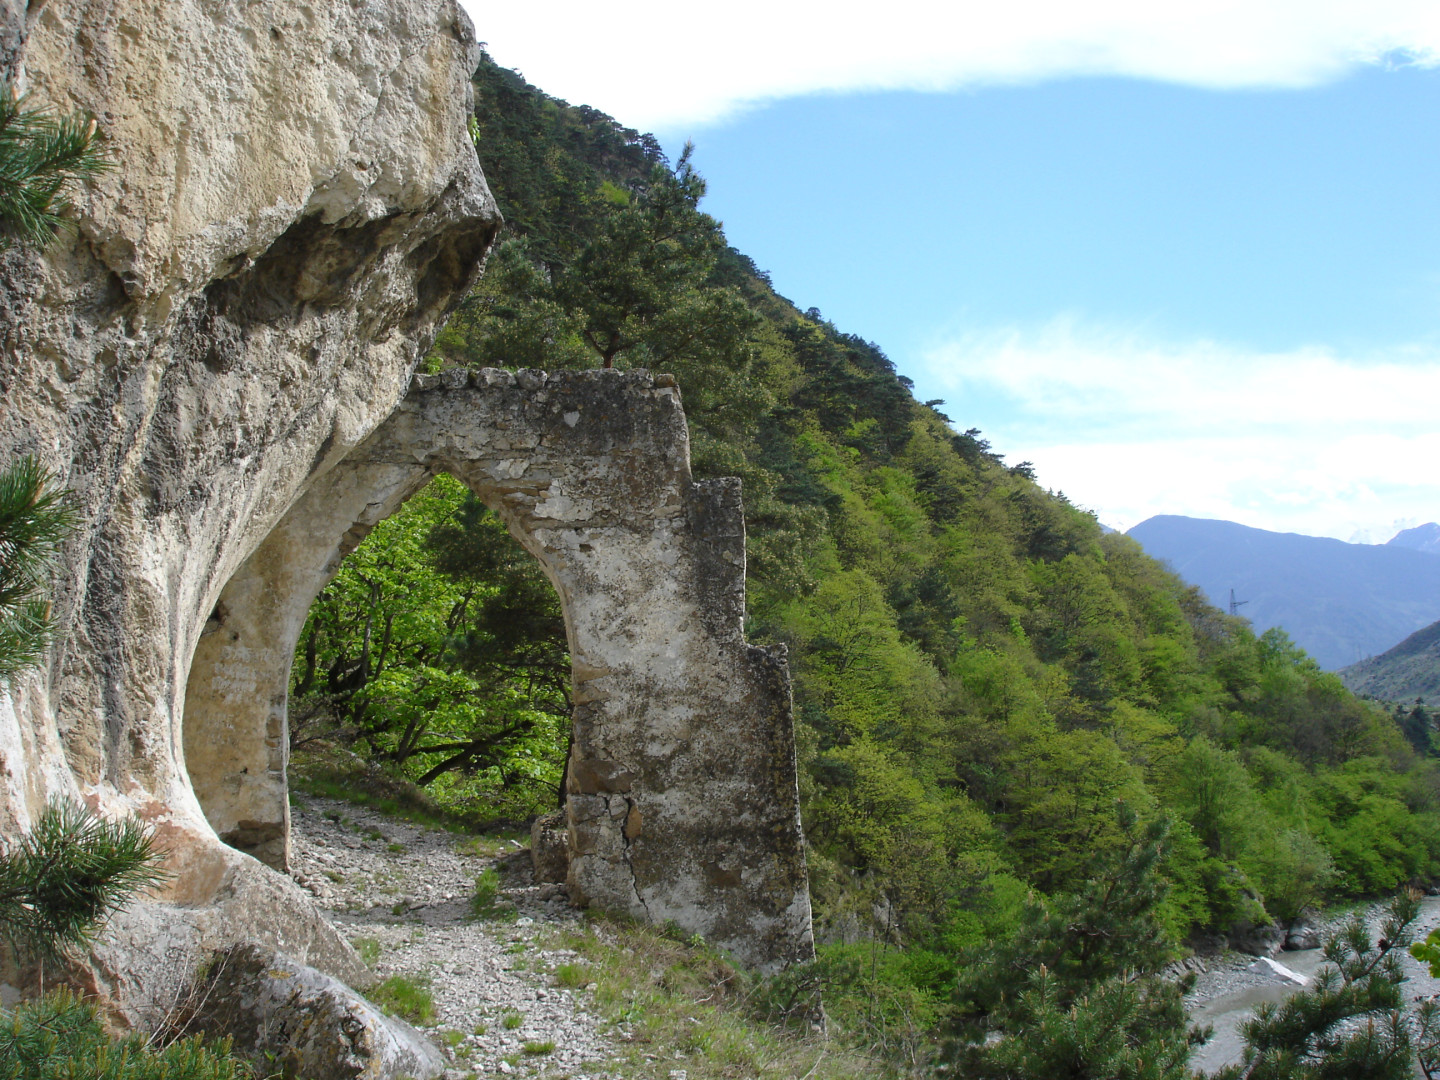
[0, 799, 168, 963]
[0, 455, 74, 684]
[0, 801, 240, 1077]
[0, 78, 109, 251]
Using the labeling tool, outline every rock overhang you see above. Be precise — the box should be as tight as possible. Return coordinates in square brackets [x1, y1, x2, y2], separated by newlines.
[0, 0, 813, 1019]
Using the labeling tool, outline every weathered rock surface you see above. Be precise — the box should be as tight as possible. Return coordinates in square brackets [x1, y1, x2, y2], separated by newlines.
[0, 0, 814, 1018]
[531, 809, 569, 886]
[0, 0, 498, 1015]
[1230, 920, 1286, 958]
[1285, 920, 1322, 951]
[192, 943, 445, 1080]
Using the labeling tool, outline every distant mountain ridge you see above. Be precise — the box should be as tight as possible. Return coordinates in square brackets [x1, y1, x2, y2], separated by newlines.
[1340, 618, 1440, 702]
[1126, 515, 1440, 670]
[1388, 522, 1440, 556]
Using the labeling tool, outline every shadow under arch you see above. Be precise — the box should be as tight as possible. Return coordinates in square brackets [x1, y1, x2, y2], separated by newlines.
[182, 368, 814, 969]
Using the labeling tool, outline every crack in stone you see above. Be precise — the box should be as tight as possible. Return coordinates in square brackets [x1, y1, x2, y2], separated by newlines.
[616, 795, 651, 922]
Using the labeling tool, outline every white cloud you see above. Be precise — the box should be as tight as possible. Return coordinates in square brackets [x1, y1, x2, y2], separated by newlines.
[458, 0, 1440, 129]
[917, 321, 1440, 541]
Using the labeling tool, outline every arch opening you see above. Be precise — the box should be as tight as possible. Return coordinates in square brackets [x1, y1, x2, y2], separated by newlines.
[285, 473, 574, 821]
[181, 368, 816, 969]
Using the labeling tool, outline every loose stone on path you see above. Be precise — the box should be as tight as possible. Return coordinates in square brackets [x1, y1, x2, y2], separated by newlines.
[288, 793, 618, 1078]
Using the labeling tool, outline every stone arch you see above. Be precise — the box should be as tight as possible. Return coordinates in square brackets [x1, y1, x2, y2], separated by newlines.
[183, 368, 815, 969]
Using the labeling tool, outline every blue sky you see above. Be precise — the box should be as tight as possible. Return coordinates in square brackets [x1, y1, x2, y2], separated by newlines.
[461, 2, 1440, 542]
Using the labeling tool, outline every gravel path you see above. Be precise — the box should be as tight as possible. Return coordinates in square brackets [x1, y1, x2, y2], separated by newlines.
[288, 793, 617, 1079]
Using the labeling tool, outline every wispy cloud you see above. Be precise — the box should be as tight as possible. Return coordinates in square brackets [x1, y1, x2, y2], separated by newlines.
[461, 0, 1440, 129]
[918, 320, 1440, 540]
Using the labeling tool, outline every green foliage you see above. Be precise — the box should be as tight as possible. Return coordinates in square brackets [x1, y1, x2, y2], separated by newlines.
[0, 799, 168, 963]
[1411, 924, 1440, 977]
[447, 140, 763, 436]
[0, 456, 75, 684]
[290, 475, 567, 816]
[0, 80, 110, 251]
[0, 990, 246, 1080]
[946, 807, 1202, 1080]
[369, 974, 435, 1026]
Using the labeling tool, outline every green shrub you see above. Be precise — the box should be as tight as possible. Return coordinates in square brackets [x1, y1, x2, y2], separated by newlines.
[0, 989, 245, 1080]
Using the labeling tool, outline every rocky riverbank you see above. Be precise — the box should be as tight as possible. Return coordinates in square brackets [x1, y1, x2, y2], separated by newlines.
[1183, 896, 1440, 1075]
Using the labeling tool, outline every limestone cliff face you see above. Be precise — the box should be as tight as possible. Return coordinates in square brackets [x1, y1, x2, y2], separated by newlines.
[0, 0, 499, 1011]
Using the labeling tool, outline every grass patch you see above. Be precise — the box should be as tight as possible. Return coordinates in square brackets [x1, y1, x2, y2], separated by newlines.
[369, 974, 435, 1026]
[441, 1029, 465, 1047]
[549, 915, 885, 1080]
[470, 867, 513, 920]
[351, 936, 382, 966]
[291, 743, 542, 834]
[291, 745, 483, 832]
[455, 833, 527, 858]
[473, 1022, 488, 1036]
[502, 1011, 524, 1030]
[554, 961, 590, 988]
[523, 1040, 556, 1055]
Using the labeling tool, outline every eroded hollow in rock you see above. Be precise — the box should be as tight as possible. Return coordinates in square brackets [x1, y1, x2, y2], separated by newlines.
[182, 368, 816, 970]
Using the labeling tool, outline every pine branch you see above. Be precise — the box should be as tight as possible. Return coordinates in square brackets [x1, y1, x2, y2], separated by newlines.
[0, 799, 169, 963]
[0, 456, 75, 684]
[0, 80, 111, 251]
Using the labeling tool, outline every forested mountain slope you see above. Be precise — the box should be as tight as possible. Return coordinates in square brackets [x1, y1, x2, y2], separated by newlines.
[289, 51, 1440, 1055]
[1342, 618, 1440, 703]
[1129, 514, 1440, 669]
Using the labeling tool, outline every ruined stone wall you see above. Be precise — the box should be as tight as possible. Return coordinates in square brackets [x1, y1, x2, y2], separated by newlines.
[0, 0, 499, 1011]
[187, 368, 815, 970]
